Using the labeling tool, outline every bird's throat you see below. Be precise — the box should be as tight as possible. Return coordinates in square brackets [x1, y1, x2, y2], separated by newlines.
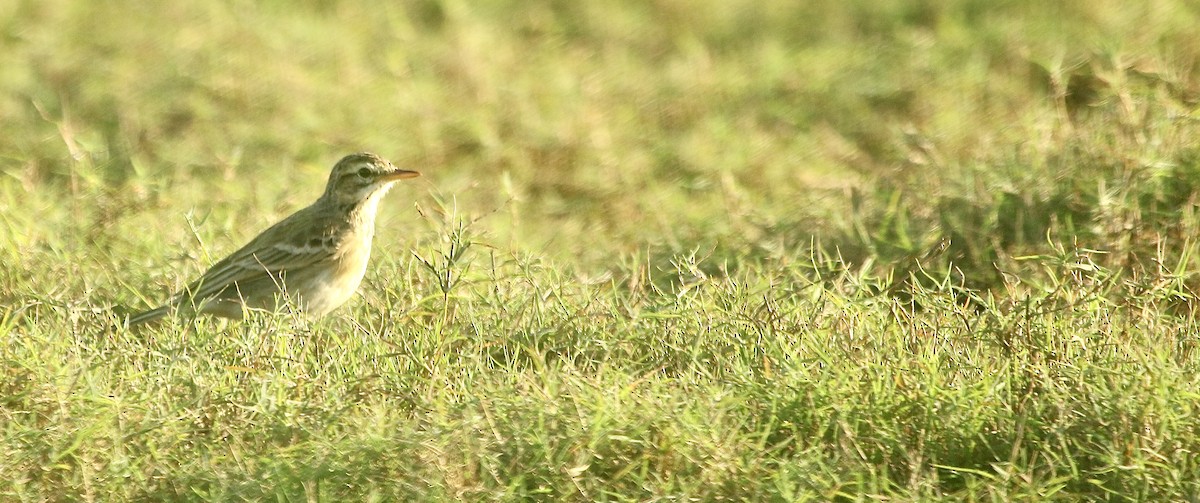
[339, 184, 393, 228]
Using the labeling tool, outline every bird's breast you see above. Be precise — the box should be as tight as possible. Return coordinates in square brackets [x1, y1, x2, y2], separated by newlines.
[294, 231, 373, 317]
[336, 231, 374, 284]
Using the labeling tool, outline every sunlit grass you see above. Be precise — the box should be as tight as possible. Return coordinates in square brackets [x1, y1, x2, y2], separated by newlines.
[3, 0, 1200, 500]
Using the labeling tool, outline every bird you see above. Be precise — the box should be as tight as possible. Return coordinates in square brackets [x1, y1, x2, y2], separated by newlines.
[126, 152, 420, 326]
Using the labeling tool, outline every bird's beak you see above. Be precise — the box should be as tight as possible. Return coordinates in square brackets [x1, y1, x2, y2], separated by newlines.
[381, 168, 421, 181]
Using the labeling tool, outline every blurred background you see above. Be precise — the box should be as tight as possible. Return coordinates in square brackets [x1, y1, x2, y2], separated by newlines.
[2, 0, 1200, 297]
[7, 2, 1200, 499]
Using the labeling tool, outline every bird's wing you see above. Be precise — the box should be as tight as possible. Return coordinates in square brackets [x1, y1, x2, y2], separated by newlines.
[173, 210, 342, 303]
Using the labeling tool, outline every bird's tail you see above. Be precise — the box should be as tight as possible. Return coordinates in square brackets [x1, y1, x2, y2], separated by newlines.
[126, 305, 171, 326]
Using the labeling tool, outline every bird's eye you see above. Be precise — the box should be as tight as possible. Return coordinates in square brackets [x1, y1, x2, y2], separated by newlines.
[356, 167, 372, 178]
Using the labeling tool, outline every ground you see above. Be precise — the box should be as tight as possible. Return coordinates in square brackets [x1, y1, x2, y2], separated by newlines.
[3, 0, 1200, 500]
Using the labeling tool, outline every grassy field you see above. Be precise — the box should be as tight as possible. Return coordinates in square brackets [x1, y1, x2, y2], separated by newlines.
[4, 0, 1200, 500]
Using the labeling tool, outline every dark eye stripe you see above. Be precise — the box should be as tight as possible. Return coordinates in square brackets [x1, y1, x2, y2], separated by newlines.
[340, 168, 371, 180]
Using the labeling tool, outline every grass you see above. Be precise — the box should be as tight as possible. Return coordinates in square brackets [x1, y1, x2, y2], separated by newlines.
[4, 0, 1200, 500]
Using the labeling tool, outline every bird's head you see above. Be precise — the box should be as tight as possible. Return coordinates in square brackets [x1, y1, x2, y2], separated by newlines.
[323, 152, 420, 205]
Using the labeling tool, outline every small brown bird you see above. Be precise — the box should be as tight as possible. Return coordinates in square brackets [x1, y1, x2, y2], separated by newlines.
[127, 153, 419, 325]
